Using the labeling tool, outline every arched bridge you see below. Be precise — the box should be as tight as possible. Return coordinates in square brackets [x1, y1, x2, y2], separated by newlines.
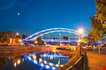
[22, 28, 81, 57]
[24, 28, 79, 41]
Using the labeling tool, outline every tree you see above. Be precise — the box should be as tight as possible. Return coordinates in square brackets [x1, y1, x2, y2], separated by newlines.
[0, 32, 9, 43]
[35, 37, 44, 45]
[88, 30, 100, 42]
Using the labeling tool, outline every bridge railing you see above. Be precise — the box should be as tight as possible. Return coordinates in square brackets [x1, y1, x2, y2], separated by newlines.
[58, 47, 88, 70]
[58, 47, 80, 70]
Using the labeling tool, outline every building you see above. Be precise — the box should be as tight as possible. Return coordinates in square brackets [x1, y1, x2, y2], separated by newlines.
[0, 32, 21, 45]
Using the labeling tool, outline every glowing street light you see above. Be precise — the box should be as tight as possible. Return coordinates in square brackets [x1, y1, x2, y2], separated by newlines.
[77, 28, 84, 55]
[78, 28, 84, 35]
[77, 28, 84, 42]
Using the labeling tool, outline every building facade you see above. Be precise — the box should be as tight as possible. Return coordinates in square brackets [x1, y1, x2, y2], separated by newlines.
[0, 32, 21, 45]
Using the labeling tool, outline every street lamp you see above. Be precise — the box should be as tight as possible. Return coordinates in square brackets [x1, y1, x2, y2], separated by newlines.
[77, 28, 84, 41]
[77, 28, 84, 55]
[78, 28, 84, 35]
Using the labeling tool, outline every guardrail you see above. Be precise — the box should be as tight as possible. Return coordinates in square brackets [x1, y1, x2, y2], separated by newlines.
[66, 56, 83, 70]
[0, 45, 88, 70]
[59, 49, 88, 70]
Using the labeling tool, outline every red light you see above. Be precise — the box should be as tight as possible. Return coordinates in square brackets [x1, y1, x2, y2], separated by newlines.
[103, 66, 106, 70]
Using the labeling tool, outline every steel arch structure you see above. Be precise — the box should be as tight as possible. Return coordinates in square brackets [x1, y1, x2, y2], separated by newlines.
[24, 28, 79, 41]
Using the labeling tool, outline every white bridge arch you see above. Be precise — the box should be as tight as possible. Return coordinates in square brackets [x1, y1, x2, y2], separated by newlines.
[24, 28, 79, 41]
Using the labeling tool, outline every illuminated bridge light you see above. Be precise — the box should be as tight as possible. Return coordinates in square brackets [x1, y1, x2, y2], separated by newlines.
[49, 63, 53, 66]
[33, 60, 38, 64]
[40, 63, 44, 67]
[55, 64, 59, 67]
[45, 65, 50, 69]
[39, 58, 43, 62]
[32, 55, 37, 60]
[44, 60, 47, 64]
[43, 54, 47, 57]
[27, 56, 32, 61]
[52, 67, 56, 70]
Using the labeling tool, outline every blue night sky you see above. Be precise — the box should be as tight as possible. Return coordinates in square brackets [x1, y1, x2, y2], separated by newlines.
[0, 0, 96, 35]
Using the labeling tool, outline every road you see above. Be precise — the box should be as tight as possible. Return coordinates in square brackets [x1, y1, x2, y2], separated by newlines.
[87, 51, 106, 70]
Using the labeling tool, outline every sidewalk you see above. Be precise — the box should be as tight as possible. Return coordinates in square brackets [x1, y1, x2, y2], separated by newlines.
[87, 51, 106, 70]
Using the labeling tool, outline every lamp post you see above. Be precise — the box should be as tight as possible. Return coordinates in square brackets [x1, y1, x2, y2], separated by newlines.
[77, 28, 84, 55]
